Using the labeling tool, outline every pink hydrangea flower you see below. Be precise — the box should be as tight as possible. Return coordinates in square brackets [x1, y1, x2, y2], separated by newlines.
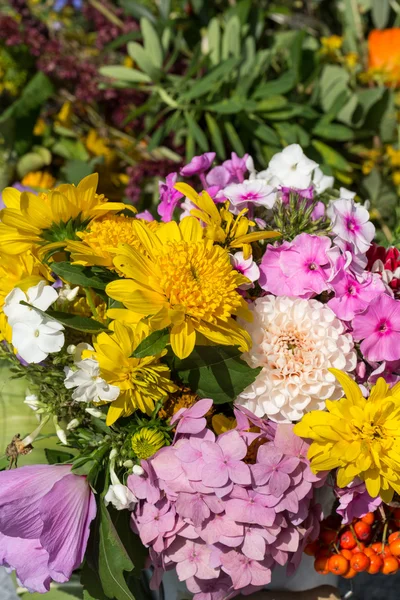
[329, 198, 375, 254]
[170, 398, 213, 436]
[201, 430, 251, 489]
[259, 234, 332, 298]
[167, 539, 220, 581]
[0, 464, 96, 593]
[220, 550, 272, 589]
[251, 444, 299, 497]
[353, 293, 400, 361]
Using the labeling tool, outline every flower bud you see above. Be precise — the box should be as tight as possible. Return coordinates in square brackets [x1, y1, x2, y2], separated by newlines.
[123, 460, 134, 468]
[67, 344, 76, 355]
[66, 418, 80, 430]
[53, 417, 67, 445]
[24, 393, 39, 411]
[132, 464, 144, 476]
[104, 483, 138, 511]
[85, 407, 105, 419]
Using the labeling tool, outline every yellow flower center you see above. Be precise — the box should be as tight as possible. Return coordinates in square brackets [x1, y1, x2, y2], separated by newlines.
[155, 240, 245, 321]
[131, 428, 165, 459]
[78, 216, 143, 258]
[351, 421, 385, 443]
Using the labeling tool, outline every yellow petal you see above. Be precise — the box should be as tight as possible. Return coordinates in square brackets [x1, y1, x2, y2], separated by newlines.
[363, 468, 381, 498]
[131, 220, 162, 257]
[20, 193, 52, 229]
[369, 377, 390, 402]
[180, 216, 203, 242]
[2, 187, 21, 209]
[156, 221, 181, 244]
[106, 400, 125, 426]
[170, 319, 196, 359]
[2, 207, 41, 233]
[329, 369, 363, 405]
[336, 467, 356, 488]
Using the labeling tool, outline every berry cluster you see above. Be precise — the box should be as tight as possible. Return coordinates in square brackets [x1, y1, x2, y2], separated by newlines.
[305, 509, 400, 578]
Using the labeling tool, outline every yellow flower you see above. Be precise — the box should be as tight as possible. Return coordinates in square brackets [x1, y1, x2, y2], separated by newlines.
[106, 217, 252, 359]
[212, 414, 236, 435]
[131, 428, 165, 459]
[343, 52, 359, 69]
[21, 171, 56, 190]
[0, 251, 48, 342]
[174, 183, 280, 259]
[393, 171, 400, 186]
[294, 369, 400, 502]
[320, 35, 343, 55]
[33, 118, 46, 136]
[386, 145, 400, 167]
[0, 174, 134, 257]
[158, 387, 198, 420]
[87, 321, 177, 425]
[85, 129, 115, 165]
[56, 101, 73, 128]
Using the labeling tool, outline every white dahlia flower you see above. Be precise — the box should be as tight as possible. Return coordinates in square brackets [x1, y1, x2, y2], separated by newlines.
[237, 296, 357, 422]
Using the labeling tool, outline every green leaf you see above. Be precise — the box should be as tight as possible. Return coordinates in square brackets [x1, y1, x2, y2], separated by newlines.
[127, 42, 161, 79]
[205, 113, 225, 159]
[20, 301, 109, 333]
[63, 159, 96, 185]
[224, 121, 245, 156]
[372, 0, 390, 29]
[255, 96, 287, 112]
[253, 123, 280, 145]
[222, 15, 241, 59]
[98, 502, 135, 600]
[319, 65, 350, 113]
[312, 140, 352, 172]
[147, 123, 166, 152]
[45, 448, 74, 465]
[208, 17, 221, 65]
[313, 122, 354, 141]
[206, 98, 245, 114]
[185, 113, 209, 152]
[185, 131, 195, 162]
[118, 0, 156, 22]
[50, 262, 112, 290]
[0, 72, 53, 123]
[132, 328, 169, 358]
[52, 138, 89, 161]
[181, 57, 240, 102]
[99, 65, 151, 83]
[170, 345, 261, 404]
[140, 17, 163, 68]
[253, 70, 296, 99]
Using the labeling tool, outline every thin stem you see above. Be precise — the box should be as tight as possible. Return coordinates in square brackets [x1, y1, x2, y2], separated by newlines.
[21, 415, 51, 447]
[85, 288, 99, 319]
[88, 0, 124, 29]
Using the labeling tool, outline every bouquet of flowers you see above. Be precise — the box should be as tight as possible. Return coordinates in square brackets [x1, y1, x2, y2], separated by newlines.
[1, 143, 400, 598]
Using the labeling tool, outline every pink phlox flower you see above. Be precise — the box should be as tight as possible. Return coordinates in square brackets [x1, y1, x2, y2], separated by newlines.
[353, 293, 400, 362]
[167, 539, 220, 581]
[136, 210, 154, 221]
[128, 460, 160, 504]
[223, 152, 249, 183]
[368, 359, 400, 385]
[328, 269, 386, 321]
[180, 153, 216, 177]
[329, 198, 375, 254]
[171, 398, 213, 437]
[280, 186, 314, 203]
[220, 550, 272, 589]
[335, 479, 382, 525]
[206, 166, 232, 191]
[252, 444, 300, 497]
[230, 252, 260, 289]
[201, 430, 251, 489]
[329, 237, 368, 277]
[158, 173, 184, 222]
[223, 180, 276, 212]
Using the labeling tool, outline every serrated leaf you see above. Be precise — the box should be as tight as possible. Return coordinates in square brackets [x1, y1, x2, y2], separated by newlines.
[132, 328, 169, 358]
[170, 345, 261, 404]
[51, 262, 112, 290]
[141, 18, 163, 68]
[99, 65, 151, 83]
[205, 113, 225, 159]
[181, 57, 240, 102]
[45, 448, 74, 465]
[127, 42, 161, 79]
[184, 113, 209, 152]
[98, 502, 135, 600]
[20, 301, 109, 333]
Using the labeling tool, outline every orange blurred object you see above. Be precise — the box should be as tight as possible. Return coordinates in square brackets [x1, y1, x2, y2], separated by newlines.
[361, 513, 375, 525]
[368, 29, 400, 86]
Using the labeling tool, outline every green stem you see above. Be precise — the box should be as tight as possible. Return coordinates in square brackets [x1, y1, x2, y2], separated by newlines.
[85, 287, 99, 319]
[88, 0, 124, 28]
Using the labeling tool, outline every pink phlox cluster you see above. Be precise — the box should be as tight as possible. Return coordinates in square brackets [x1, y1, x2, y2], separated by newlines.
[129, 403, 324, 599]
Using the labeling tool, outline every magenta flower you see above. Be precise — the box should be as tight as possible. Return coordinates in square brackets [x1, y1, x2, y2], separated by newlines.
[223, 152, 249, 183]
[220, 550, 272, 589]
[336, 479, 382, 525]
[0, 464, 96, 593]
[328, 271, 385, 321]
[230, 251, 260, 289]
[199, 512, 244, 545]
[136, 210, 154, 221]
[205, 166, 231, 190]
[260, 234, 332, 298]
[252, 444, 299, 497]
[329, 198, 375, 254]
[170, 398, 213, 436]
[353, 293, 400, 361]
[180, 153, 216, 177]
[158, 173, 184, 222]
[167, 539, 220, 581]
[201, 430, 251, 488]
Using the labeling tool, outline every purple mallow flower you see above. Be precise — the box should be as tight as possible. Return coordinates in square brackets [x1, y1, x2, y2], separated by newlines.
[0, 464, 96, 593]
[131, 414, 325, 599]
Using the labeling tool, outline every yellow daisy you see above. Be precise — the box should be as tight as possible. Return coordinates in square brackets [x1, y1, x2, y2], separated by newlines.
[0, 174, 134, 257]
[294, 369, 400, 503]
[87, 321, 177, 426]
[131, 427, 165, 459]
[105, 217, 252, 359]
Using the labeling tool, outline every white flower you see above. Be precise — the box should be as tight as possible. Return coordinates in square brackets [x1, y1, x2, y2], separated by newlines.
[223, 180, 276, 210]
[230, 252, 260, 289]
[267, 144, 318, 189]
[64, 357, 120, 403]
[339, 187, 356, 200]
[57, 283, 80, 303]
[104, 483, 138, 511]
[4, 281, 59, 326]
[313, 167, 334, 194]
[24, 393, 39, 411]
[12, 319, 64, 364]
[237, 296, 356, 422]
